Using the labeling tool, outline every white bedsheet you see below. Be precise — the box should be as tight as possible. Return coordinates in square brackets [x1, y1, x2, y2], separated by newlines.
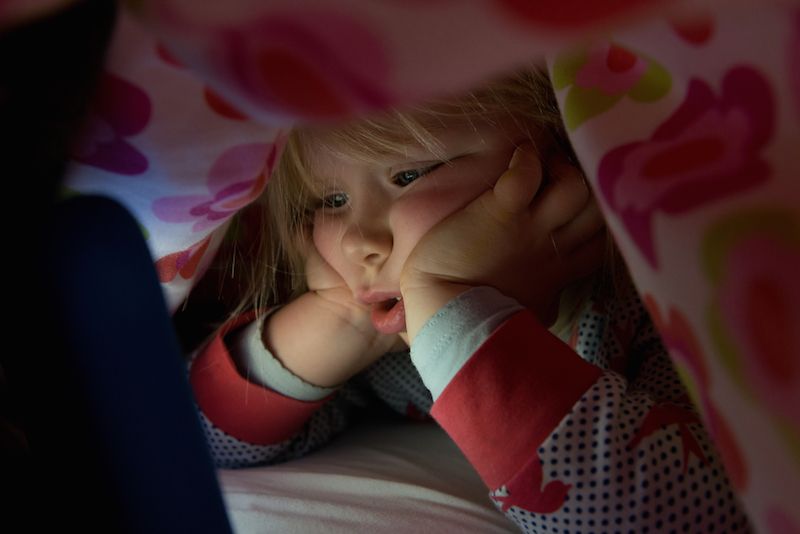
[219, 421, 517, 533]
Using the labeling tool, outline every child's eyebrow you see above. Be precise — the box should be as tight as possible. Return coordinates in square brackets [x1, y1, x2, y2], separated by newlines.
[308, 178, 332, 197]
[310, 170, 349, 196]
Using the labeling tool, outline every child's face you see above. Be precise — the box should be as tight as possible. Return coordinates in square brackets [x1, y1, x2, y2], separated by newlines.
[309, 117, 538, 336]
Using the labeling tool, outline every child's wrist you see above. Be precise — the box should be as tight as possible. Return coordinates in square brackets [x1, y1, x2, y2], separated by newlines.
[409, 286, 525, 400]
[401, 279, 475, 343]
[230, 315, 337, 400]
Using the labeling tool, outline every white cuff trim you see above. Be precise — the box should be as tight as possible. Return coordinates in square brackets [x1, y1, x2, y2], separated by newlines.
[229, 313, 336, 401]
[410, 286, 523, 401]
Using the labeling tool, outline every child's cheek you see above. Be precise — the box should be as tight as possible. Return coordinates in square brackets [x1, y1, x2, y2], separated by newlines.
[312, 213, 348, 277]
[390, 179, 488, 251]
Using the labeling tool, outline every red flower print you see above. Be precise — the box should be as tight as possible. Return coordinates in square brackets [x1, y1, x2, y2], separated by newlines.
[151, 141, 282, 233]
[204, 87, 248, 120]
[155, 236, 211, 283]
[71, 72, 152, 175]
[669, 11, 715, 45]
[551, 42, 671, 130]
[598, 66, 774, 268]
[492, 453, 571, 514]
[627, 401, 707, 474]
[214, 10, 393, 120]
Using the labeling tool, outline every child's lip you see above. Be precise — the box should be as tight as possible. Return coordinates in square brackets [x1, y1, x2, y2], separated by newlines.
[370, 298, 406, 334]
[357, 290, 402, 305]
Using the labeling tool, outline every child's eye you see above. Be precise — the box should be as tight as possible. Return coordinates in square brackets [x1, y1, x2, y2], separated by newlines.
[321, 192, 349, 209]
[391, 163, 443, 187]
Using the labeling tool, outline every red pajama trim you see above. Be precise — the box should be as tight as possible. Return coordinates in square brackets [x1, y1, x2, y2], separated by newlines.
[190, 313, 331, 445]
[431, 310, 602, 489]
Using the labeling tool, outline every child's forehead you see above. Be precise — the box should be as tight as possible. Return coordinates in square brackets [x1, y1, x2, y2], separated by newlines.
[306, 116, 448, 153]
[303, 113, 518, 165]
[299, 127, 434, 179]
[294, 110, 537, 191]
[302, 143, 426, 187]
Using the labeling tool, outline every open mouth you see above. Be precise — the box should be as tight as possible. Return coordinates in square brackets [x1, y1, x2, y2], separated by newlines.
[370, 297, 406, 334]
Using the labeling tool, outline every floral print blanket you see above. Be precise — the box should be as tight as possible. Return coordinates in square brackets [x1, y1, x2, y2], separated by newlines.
[4, 1, 798, 531]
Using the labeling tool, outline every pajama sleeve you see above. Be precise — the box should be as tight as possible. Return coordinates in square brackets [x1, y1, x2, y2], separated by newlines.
[188, 313, 368, 468]
[412, 287, 752, 533]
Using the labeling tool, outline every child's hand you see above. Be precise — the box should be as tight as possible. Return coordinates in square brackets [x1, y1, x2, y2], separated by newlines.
[261, 242, 401, 388]
[401, 143, 607, 341]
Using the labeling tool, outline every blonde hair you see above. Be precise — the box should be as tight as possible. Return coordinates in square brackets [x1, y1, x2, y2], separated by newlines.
[219, 66, 620, 339]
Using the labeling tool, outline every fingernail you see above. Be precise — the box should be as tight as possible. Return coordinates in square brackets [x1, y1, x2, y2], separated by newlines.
[508, 146, 523, 169]
[508, 142, 536, 170]
[508, 143, 528, 169]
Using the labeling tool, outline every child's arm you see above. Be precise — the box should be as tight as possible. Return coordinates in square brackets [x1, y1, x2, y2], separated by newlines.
[400, 148, 750, 531]
[188, 310, 376, 468]
[188, 240, 400, 468]
[410, 286, 750, 532]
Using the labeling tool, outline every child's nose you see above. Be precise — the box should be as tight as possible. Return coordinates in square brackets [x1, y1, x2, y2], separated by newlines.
[341, 221, 393, 267]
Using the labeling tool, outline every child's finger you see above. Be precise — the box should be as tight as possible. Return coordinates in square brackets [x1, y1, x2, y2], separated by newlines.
[491, 143, 543, 214]
[551, 198, 606, 256]
[530, 152, 590, 230]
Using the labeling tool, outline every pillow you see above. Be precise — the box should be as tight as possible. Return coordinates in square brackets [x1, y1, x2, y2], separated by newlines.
[219, 421, 516, 533]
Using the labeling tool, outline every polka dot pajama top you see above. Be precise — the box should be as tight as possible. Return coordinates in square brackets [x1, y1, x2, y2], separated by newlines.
[190, 280, 750, 533]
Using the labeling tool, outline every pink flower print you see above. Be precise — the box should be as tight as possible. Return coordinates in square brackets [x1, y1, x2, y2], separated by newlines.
[551, 42, 670, 130]
[190, 9, 393, 121]
[152, 141, 280, 233]
[495, 0, 663, 29]
[598, 66, 775, 268]
[155, 235, 211, 283]
[644, 294, 749, 490]
[721, 240, 800, 410]
[706, 211, 800, 434]
[71, 72, 152, 175]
